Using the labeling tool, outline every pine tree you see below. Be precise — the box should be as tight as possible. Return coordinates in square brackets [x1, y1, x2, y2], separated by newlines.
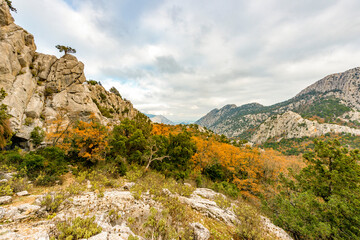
[267, 139, 360, 239]
[55, 45, 76, 56]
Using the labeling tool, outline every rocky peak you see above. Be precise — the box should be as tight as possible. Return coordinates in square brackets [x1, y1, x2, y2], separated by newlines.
[296, 67, 360, 109]
[221, 104, 237, 110]
[0, 0, 14, 26]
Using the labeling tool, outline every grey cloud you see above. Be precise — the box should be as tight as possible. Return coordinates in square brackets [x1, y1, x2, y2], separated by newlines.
[155, 55, 184, 73]
[101, 67, 147, 80]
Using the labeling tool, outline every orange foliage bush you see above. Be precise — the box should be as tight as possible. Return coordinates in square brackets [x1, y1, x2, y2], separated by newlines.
[151, 123, 183, 136]
[191, 136, 303, 196]
[49, 114, 109, 163]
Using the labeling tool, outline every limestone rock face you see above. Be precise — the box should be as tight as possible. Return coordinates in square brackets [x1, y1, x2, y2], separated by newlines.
[0, 0, 13, 26]
[251, 111, 360, 144]
[0, 0, 140, 147]
[46, 54, 86, 93]
[297, 67, 360, 109]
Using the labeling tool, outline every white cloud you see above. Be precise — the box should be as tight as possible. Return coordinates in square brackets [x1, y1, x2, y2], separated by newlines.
[12, 0, 360, 122]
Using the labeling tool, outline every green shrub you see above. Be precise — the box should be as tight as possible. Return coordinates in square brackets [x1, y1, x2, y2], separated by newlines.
[233, 201, 271, 240]
[5, 152, 24, 166]
[212, 181, 240, 198]
[55, 216, 102, 239]
[88, 80, 98, 85]
[41, 193, 65, 213]
[0, 183, 13, 196]
[30, 126, 45, 146]
[18, 147, 68, 186]
[24, 117, 33, 126]
[110, 87, 122, 98]
[99, 92, 107, 101]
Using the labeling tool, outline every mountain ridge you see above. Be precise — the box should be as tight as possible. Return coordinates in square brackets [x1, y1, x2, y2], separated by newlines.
[196, 67, 360, 143]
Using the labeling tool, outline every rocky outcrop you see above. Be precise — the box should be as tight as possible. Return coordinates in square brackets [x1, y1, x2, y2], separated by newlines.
[189, 222, 210, 240]
[251, 111, 360, 144]
[0, 196, 11, 205]
[0, 0, 140, 147]
[0, 0, 13, 26]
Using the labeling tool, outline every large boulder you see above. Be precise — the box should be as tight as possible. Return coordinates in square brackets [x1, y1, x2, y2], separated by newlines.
[190, 223, 211, 240]
[46, 54, 86, 93]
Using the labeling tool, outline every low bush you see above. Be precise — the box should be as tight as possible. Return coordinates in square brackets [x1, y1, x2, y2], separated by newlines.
[17, 147, 68, 186]
[87, 80, 98, 85]
[41, 193, 66, 213]
[53, 216, 102, 240]
[30, 126, 45, 146]
[233, 201, 273, 240]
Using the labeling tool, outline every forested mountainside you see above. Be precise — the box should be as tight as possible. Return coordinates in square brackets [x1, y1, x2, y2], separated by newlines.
[196, 67, 360, 143]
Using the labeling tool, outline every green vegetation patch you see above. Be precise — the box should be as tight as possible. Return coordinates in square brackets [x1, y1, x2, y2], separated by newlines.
[296, 97, 351, 122]
[262, 133, 360, 156]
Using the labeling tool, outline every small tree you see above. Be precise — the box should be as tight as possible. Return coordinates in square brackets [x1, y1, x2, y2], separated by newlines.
[144, 136, 169, 170]
[55, 45, 76, 56]
[30, 126, 45, 147]
[110, 87, 122, 98]
[61, 114, 109, 164]
[5, 0, 17, 12]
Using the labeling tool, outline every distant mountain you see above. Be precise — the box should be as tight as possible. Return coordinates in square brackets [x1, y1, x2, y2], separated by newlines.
[178, 121, 195, 125]
[146, 114, 175, 125]
[196, 67, 360, 143]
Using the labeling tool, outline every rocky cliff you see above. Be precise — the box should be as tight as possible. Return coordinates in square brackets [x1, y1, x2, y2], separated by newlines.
[297, 67, 360, 108]
[0, 0, 139, 147]
[196, 67, 360, 142]
[251, 111, 360, 144]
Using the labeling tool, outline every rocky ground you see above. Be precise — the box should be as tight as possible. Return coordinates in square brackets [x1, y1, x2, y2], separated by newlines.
[0, 180, 292, 240]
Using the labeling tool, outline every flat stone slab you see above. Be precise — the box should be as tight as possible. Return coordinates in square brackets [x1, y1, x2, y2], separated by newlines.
[16, 191, 30, 197]
[0, 196, 12, 205]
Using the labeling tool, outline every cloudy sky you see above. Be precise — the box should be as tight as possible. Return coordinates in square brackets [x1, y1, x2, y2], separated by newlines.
[12, 0, 360, 122]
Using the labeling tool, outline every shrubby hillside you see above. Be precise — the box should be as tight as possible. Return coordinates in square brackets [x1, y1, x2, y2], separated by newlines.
[0, 1, 359, 240]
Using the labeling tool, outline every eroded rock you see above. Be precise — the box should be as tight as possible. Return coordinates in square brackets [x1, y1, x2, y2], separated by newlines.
[190, 222, 211, 240]
[0, 196, 12, 205]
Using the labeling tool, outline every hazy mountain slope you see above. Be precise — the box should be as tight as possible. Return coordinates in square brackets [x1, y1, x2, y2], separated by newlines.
[146, 114, 175, 125]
